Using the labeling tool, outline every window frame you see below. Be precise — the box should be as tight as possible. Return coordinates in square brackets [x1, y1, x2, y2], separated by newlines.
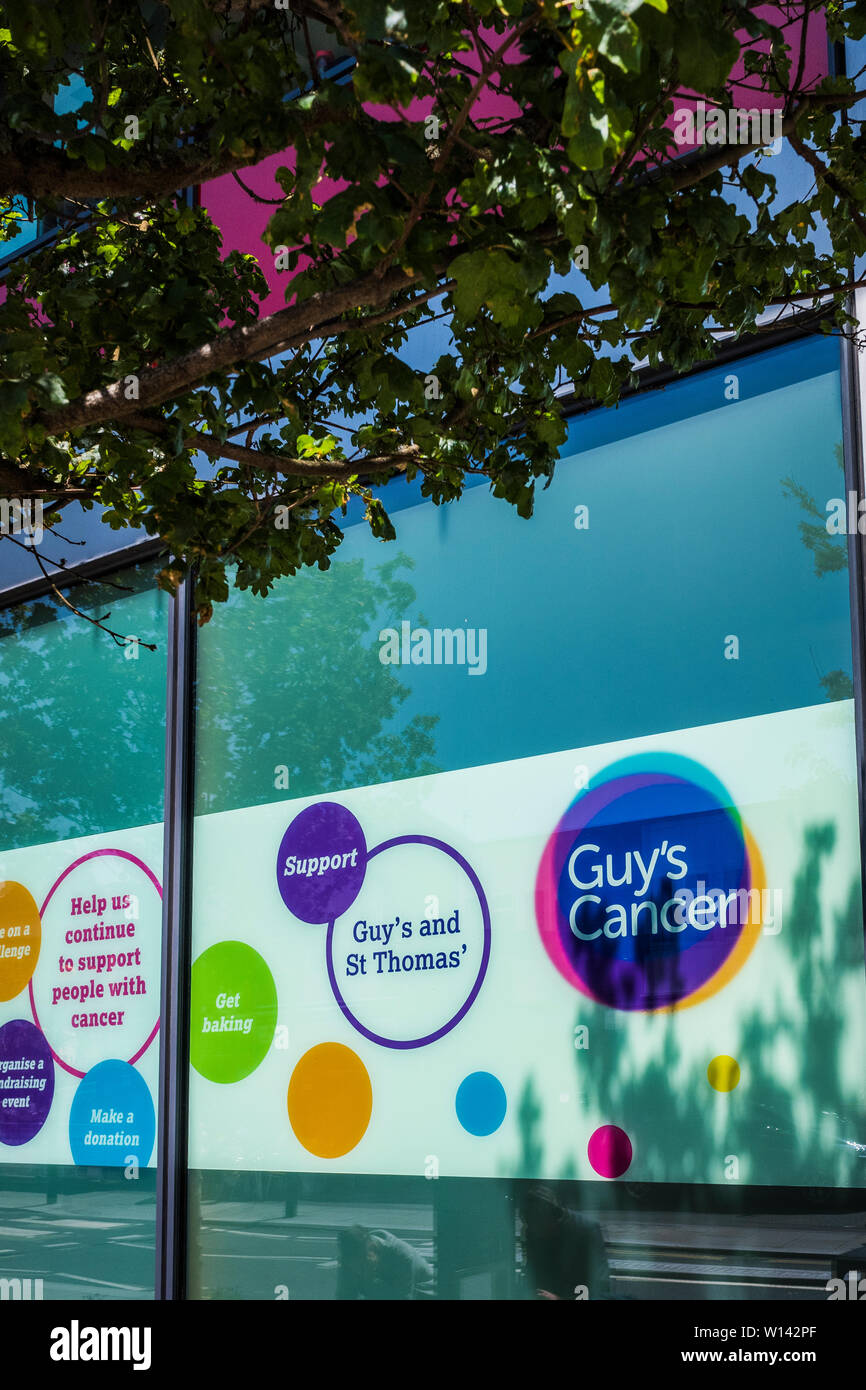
[1, 315, 865, 1300]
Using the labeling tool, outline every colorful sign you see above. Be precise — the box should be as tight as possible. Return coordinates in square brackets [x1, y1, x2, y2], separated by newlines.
[535, 755, 765, 1011]
[187, 699, 866, 1187]
[0, 829, 161, 1167]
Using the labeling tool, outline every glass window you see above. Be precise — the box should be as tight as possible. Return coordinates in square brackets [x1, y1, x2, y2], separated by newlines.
[187, 335, 866, 1301]
[0, 563, 167, 1301]
[0, 75, 92, 266]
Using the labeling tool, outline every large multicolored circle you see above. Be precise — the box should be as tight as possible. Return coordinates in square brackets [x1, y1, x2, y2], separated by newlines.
[535, 753, 764, 1011]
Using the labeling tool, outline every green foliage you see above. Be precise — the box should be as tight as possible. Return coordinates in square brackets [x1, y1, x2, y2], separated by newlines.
[0, 0, 864, 618]
[782, 453, 849, 580]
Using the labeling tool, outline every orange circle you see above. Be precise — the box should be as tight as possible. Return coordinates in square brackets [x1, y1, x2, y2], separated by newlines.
[0, 881, 41, 1002]
[287, 1043, 372, 1158]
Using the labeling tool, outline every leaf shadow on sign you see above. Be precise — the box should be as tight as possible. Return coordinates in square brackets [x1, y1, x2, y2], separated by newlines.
[508, 821, 866, 1202]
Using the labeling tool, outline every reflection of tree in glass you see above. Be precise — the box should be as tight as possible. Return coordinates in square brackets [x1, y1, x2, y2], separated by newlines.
[195, 553, 440, 815]
[782, 444, 853, 699]
[0, 567, 167, 852]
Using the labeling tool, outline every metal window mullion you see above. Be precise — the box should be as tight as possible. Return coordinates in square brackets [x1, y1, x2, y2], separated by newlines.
[154, 575, 196, 1300]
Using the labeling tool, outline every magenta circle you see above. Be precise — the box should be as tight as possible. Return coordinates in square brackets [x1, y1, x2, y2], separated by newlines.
[29, 849, 161, 1079]
[587, 1124, 633, 1178]
[326, 835, 491, 1049]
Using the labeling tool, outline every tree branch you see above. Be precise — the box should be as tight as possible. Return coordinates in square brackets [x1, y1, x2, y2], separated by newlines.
[375, 17, 534, 277]
[0, 101, 345, 202]
[660, 91, 866, 194]
[124, 410, 421, 477]
[787, 130, 866, 240]
[40, 264, 434, 433]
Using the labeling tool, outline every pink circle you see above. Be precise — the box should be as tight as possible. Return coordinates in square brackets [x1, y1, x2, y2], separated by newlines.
[29, 849, 161, 1079]
[587, 1124, 632, 1178]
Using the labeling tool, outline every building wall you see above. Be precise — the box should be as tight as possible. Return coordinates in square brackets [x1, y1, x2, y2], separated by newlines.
[3, 330, 866, 1301]
[1, 11, 865, 1303]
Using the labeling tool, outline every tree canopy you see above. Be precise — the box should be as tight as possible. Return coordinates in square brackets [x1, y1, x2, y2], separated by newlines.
[1, 0, 866, 620]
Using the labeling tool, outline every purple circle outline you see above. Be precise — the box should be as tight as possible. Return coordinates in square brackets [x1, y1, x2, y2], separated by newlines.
[326, 834, 491, 1050]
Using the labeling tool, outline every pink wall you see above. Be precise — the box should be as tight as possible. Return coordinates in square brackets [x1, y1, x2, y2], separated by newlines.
[200, 32, 522, 317]
[669, 5, 828, 154]
[0, 12, 829, 317]
[202, 10, 829, 317]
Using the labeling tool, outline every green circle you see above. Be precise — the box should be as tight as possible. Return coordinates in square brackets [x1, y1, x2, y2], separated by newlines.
[190, 941, 278, 1083]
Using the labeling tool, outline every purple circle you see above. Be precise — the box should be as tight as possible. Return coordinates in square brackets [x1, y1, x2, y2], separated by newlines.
[537, 765, 749, 1011]
[326, 835, 491, 1049]
[0, 1019, 55, 1146]
[276, 801, 367, 924]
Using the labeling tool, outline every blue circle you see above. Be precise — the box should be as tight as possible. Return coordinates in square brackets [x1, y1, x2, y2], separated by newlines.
[69, 1060, 155, 1167]
[456, 1071, 507, 1136]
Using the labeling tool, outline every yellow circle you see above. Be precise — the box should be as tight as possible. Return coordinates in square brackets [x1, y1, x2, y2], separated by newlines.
[287, 1043, 372, 1158]
[708, 1055, 740, 1092]
[0, 881, 42, 1002]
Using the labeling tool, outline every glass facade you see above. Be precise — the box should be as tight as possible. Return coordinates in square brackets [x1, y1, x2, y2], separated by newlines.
[183, 334, 866, 1300]
[2, 335, 865, 1302]
[0, 564, 167, 1299]
[2, 0, 864, 1325]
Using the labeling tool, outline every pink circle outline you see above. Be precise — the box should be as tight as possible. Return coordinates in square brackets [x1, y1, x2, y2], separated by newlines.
[28, 848, 161, 1079]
